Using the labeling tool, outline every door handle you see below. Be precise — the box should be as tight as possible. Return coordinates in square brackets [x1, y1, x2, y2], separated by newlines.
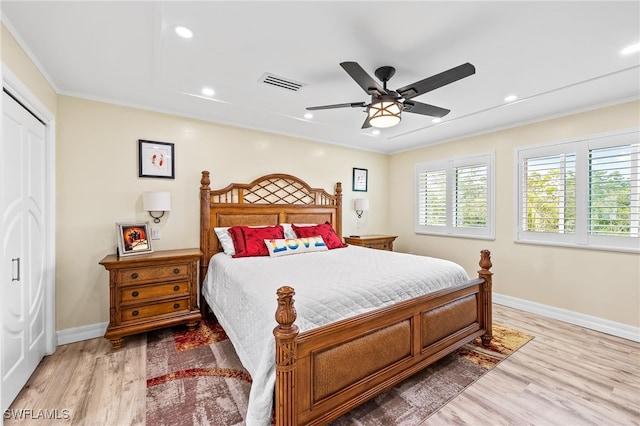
[12, 258, 20, 282]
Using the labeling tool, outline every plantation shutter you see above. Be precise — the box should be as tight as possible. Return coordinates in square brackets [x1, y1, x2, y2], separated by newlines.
[588, 144, 640, 237]
[455, 164, 488, 228]
[417, 169, 446, 226]
[521, 153, 576, 234]
[516, 131, 639, 252]
[415, 152, 494, 239]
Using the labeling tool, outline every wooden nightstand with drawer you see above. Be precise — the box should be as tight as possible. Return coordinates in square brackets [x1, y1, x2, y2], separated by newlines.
[99, 248, 202, 349]
[344, 235, 398, 251]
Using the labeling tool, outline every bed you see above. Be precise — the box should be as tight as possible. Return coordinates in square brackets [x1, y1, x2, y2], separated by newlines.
[199, 171, 493, 426]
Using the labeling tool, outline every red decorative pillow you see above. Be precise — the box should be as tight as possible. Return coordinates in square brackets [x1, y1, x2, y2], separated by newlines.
[292, 222, 347, 249]
[230, 225, 285, 258]
[228, 226, 247, 255]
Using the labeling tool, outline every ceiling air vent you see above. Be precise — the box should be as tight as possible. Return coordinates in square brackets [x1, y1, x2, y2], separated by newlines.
[259, 73, 306, 92]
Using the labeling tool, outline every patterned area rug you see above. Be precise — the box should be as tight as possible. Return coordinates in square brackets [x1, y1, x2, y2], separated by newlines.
[146, 320, 532, 426]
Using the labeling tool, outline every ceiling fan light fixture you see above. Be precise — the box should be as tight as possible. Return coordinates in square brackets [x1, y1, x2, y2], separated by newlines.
[368, 98, 402, 128]
[307, 61, 475, 129]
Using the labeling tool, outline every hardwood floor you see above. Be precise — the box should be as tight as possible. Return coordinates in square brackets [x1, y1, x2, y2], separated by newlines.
[426, 306, 640, 426]
[5, 305, 640, 425]
[4, 334, 146, 426]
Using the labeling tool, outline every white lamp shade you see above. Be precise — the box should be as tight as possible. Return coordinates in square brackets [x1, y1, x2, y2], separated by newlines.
[354, 198, 369, 212]
[368, 99, 402, 128]
[143, 191, 171, 211]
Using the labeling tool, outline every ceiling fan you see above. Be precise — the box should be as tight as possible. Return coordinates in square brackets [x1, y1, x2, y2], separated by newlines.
[307, 61, 476, 129]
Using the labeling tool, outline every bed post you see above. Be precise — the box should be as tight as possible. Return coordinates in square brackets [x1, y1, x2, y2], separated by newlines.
[274, 286, 299, 426]
[478, 249, 493, 346]
[335, 182, 343, 239]
[200, 171, 211, 316]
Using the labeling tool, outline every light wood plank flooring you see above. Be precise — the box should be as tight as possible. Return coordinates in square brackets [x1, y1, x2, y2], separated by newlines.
[5, 305, 640, 425]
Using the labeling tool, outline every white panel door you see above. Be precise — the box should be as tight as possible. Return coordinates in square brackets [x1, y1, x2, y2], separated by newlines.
[1, 90, 47, 412]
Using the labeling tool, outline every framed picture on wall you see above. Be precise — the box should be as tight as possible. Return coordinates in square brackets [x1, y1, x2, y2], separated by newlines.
[116, 222, 153, 256]
[138, 139, 175, 179]
[353, 168, 368, 192]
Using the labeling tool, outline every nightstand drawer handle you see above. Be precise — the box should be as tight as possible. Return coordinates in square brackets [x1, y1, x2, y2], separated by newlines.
[173, 268, 180, 274]
[131, 291, 139, 297]
[131, 272, 139, 279]
[173, 285, 180, 291]
[173, 303, 180, 309]
[132, 310, 139, 317]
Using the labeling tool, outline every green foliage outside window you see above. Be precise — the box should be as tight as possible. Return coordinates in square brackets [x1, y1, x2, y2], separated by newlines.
[524, 145, 634, 237]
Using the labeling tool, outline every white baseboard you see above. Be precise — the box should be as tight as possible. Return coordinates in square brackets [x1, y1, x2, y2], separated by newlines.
[54, 296, 640, 346]
[494, 293, 640, 343]
[56, 322, 108, 346]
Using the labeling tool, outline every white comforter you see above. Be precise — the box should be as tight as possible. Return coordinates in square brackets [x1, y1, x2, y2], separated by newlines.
[202, 245, 470, 426]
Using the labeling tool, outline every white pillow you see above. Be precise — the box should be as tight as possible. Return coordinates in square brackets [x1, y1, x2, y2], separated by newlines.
[280, 223, 296, 239]
[214, 227, 235, 255]
[265, 236, 328, 257]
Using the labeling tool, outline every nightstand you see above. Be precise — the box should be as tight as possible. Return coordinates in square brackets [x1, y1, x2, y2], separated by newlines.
[344, 235, 398, 251]
[99, 248, 203, 349]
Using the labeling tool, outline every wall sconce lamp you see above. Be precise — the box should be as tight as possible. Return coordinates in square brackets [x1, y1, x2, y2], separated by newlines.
[143, 191, 171, 223]
[354, 198, 369, 219]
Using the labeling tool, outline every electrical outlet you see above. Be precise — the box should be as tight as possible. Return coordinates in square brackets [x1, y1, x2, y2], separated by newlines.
[151, 227, 161, 240]
[356, 220, 363, 229]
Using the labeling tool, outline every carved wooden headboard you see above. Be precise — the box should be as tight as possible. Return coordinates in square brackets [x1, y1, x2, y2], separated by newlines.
[199, 170, 343, 281]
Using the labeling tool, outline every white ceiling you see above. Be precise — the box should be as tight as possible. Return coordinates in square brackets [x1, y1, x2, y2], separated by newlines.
[2, 1, 639, 154]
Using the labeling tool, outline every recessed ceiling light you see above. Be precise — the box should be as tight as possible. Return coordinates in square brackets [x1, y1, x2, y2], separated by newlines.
[201, 87, 214, 96]
[371, 129, 381, 136]
[504, 94, 518, 102]
[304, 112, 313, 120]
[175, 26, 193, 39]
[432, 118, 442, 124]
[621, 42, 640, 55]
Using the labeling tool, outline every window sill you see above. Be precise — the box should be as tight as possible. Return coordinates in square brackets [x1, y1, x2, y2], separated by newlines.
[514, 239, 639, 254]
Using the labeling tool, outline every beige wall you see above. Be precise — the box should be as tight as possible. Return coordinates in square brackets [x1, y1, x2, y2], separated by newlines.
[1, 23, 57, 114]
[389, 101, 640, 327]
[56, 96, 390, 330]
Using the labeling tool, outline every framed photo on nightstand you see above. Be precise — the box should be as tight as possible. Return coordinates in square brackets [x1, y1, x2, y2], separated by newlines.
[116, 222, 153, 256]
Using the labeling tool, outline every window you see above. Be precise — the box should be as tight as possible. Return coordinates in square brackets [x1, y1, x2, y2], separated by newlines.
[516, 130, 639, 252]
[415, 152, 494, 239]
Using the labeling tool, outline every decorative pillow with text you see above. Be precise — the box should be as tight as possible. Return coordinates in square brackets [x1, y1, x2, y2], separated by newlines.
[265, 236, 328, 257]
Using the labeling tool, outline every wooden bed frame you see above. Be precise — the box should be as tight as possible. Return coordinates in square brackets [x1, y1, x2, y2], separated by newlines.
[199, 171, 493, 426]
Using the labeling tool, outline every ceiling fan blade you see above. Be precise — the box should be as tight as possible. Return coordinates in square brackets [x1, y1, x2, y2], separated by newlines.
[340, 62, 387, 96]
[307, 102, 366, 111]
[403, 100, 450, 118]
[361, 116, 372, 129]
[397, 63, 476, 100]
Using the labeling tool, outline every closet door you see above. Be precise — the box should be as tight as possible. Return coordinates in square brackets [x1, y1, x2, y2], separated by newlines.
[1, 90, 47, 411]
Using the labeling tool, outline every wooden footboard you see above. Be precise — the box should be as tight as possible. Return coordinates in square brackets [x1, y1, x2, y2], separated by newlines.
[274, 250, 493, 426]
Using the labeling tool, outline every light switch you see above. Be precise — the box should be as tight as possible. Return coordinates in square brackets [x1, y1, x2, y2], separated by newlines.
[151, 227, 161, 240]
